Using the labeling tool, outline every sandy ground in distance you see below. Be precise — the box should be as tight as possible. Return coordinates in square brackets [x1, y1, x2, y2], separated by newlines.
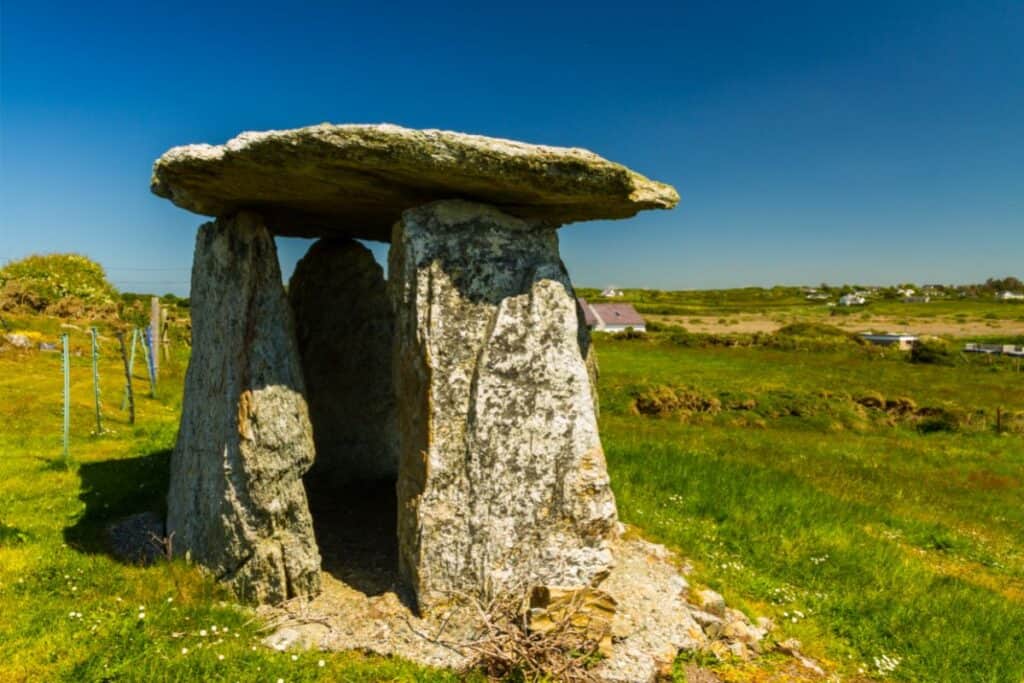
[651, 314, 1024, 337]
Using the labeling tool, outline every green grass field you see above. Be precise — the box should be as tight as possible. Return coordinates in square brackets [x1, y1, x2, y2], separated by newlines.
[597, 334, 1024, 682]
[2, 309, 1022, 681]
[0, 322, 461, 682]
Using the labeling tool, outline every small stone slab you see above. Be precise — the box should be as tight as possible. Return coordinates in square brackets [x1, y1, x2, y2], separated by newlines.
[151, 124, 678, 241]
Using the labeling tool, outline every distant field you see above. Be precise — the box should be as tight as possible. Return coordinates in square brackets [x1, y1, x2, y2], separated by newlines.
[597, 334, 1024, 681]
[578, 286, 1024, 339]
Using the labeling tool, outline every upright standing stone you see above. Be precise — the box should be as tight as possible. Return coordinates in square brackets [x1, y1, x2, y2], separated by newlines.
[390, 200, 618, 612]
[167, 211, 321, 604]
[289, 239, 398, 487]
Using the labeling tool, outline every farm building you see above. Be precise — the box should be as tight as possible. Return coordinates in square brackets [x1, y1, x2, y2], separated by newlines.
[964, 343, 1024, 357]
[860, 332, 919, 350]
[996, 291, 1024, 301]
[577, 298, 646, 333]
[600, 286, 624, 297]
[838, 294, 866, 306]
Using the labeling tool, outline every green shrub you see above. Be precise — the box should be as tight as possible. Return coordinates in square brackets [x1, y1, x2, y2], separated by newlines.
[910, 339, 957, 366]
[618, 327, 646, 340]
[917, 408, 964, 433]
[0, 254, 118, 316]
[631, 385, 721, 417]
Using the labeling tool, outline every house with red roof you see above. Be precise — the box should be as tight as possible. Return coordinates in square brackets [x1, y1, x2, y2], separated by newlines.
[577, 298, 646, 333]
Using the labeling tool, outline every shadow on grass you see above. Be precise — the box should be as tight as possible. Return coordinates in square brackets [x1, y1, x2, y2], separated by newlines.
[0, 520, 32, 545]
[63, 449, 170, 557]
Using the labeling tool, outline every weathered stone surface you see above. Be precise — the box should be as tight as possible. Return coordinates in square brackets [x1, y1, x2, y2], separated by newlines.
[595, 536, 707, 682]
[288, 239, 398, 486]
[3, 333, 34, 349]
[390, 199, 618, 612]
[167, 211, 321, 604]
[151, 124, 679, 241]
[106, 512, 165, 566]
[696, 588, 726, 617]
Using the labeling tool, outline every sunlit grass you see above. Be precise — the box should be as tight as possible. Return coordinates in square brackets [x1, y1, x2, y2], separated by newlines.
[0, 323, 458, 682]
[598, 336, 1024, 681]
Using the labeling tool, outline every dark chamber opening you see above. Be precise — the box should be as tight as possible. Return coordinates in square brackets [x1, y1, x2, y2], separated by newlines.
[306, 477, 400, 597]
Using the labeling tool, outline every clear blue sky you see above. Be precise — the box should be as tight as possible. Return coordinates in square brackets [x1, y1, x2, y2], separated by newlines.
[2, 1, 1021, 295]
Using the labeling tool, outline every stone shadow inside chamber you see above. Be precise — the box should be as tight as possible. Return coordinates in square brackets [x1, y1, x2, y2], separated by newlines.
[306, 477, 400, 598]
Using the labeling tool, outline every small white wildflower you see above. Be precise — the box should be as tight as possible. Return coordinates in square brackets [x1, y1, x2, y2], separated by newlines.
[138, 612, 145, 620]
[291, 654, 298, 661]
[200, 629, 208, 637]
[318, 659, 325, 667]
[167, 597, 173, 603]
[217, 654, 225, 661]
[181, 647, 188, 655]
[211, 625, 218, 632]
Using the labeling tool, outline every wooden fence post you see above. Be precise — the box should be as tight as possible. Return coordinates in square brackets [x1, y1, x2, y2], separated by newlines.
[141, 326, 157, 398]
[121, 328, 138, 410]
[160, 308, 171, 362]
[150, 296, 161, 380]
[118, 331, 135, 425]
[61, 333, 70, 463]
[90, 327, 104, 434]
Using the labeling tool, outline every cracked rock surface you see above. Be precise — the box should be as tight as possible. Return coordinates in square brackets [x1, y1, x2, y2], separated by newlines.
[167, 211, 321, 604]
[151, 123, 678, 241]
[390, 200, 617, 613]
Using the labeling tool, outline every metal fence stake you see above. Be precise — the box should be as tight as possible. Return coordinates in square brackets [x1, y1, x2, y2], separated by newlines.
[61, 333, 70, 463]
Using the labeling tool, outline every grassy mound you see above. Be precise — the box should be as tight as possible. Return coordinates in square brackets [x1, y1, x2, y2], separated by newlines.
[774, 322, 848, 338]
[0, 254, 119, 317]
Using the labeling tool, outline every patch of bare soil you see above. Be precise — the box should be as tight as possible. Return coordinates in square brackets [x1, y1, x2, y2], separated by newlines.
[256, 525, 819, 681]
[653, 314, 1024, 337]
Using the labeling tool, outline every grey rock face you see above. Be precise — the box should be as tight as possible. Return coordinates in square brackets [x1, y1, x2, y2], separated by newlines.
[389, 199, 618, 612]
[289, 239, 398, 486]
[167, 211, 321, 604]
[151, 123, 678, 241]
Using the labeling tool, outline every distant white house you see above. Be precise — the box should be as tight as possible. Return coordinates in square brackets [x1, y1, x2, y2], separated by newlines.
[965, 343, 1024, 357]
[897, 288, 916, 297]
[805, 293, 830, 301]
[860, 333, 918, 351]
[577, 298, 646, 333]
[838, 294, 866, 306]
[996, 291, 1024, 301]
[600, 287, 624, 298]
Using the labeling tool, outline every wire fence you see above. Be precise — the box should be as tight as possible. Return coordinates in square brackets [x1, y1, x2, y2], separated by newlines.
[53, 322, 166, 466]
